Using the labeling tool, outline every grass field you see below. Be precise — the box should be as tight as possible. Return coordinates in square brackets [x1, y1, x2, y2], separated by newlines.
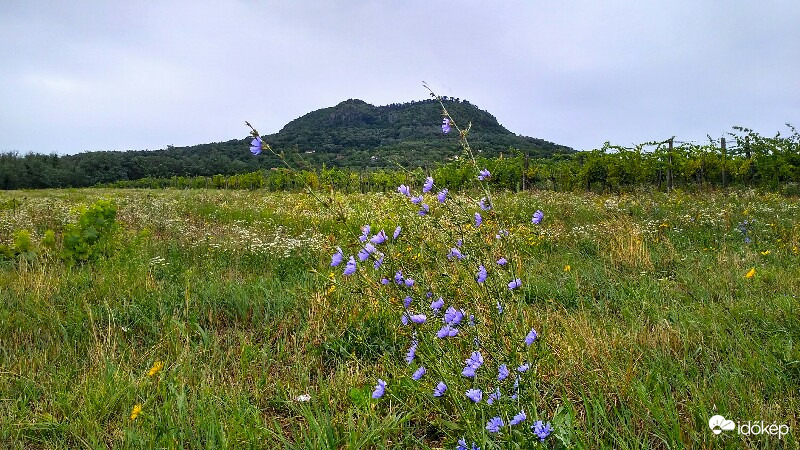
[0, 187, 798, 449]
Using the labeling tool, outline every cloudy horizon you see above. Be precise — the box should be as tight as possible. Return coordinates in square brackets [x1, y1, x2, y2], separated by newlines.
[1, 0, 798, 155]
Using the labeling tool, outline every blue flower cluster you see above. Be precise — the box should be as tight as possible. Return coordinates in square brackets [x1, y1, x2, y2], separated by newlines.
[334, 158, 553, 446]
[737, 219, 753, 244]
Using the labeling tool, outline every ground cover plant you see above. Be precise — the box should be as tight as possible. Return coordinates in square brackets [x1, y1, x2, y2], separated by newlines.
[1, 181, 798, 448]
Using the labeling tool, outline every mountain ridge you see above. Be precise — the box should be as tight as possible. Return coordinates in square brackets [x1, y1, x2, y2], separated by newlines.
[259, 98, 572, 166]
[0, 97, 573, 188]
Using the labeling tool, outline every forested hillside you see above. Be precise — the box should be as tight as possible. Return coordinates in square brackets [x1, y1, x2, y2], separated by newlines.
[0, 98, 571, 189]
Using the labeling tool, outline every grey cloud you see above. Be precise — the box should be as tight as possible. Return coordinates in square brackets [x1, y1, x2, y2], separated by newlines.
[0, 0, 797, 154]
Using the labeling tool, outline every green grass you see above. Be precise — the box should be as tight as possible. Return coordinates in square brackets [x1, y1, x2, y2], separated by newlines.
[0, 188, 798, 448]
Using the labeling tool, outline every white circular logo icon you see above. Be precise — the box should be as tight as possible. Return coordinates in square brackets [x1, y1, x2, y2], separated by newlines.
[709, 415, 736, 435]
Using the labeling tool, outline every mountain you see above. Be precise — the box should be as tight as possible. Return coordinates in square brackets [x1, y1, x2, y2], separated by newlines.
[260, 98, 572, 167]
[0, 98, 573, 189]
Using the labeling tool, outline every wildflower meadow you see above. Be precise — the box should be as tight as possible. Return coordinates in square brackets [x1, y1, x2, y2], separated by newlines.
[1, 95, 799, 448]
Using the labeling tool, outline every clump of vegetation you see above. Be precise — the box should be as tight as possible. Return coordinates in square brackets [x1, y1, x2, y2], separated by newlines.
[1, 199, 119, 265]
[0, 229, 35, 261]
[61, 199, 119, 262]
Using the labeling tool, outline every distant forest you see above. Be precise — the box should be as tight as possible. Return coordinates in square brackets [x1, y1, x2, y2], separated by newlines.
[103, 126, 800, 195]
[0, 97, 797, 193]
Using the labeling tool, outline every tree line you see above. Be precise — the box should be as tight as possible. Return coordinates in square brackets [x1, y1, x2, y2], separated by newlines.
[97, 125, 799, 195]
[3, 125, 798, 193]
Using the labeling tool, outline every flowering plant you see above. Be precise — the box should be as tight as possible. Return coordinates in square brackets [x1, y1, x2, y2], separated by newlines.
[326, 85, 563, 448]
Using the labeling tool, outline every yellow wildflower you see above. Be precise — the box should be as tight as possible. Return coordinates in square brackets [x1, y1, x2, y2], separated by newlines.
[760, 250, 770, 256]
[147, 361, 164, 377]
[326, 285, 336, 296]
[745, 267, 756, 279]
[130, 404, 142, 420]
[564, 265, 571, 272]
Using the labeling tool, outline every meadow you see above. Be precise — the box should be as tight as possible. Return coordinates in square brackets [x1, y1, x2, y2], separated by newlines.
[0, 187, 798, 449]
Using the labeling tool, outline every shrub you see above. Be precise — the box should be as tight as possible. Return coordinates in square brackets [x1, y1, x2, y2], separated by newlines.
[61, 199, 119, 262]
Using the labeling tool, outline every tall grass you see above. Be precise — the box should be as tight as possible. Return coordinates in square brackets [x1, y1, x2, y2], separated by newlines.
[0, 187, 797, 448]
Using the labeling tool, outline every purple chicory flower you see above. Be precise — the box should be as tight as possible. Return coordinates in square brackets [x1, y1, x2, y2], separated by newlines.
[487, 387, 501, 405]
[525, 328, 538, 345]
[532, 210, 544, 225]
[410, 195, 423, 205]
[394, 271, 404, 285]
[404, 278, 415, 287]
[249, 137, 262, 155]
[410, 314, 427, 324]
[426, 291, 433, 298]
[437, 189, 448, 203]
[486, 416, 503, 433]
[475, 212, 482, 227]
[517, 363, 530, 373]
[476, 265, 487, 283]
[330, 247, 344, 267]
[479, 197, 491, 211]
[423, 176, 434, 193]
[370, 230, 387, 245]
[343, 257, 357, 276]
[497, 301, 503, 314]
[447, 247, 464, 261]
[498, 364, 510, 381]
[533, 421, 553, 441]
[457, 440, 479, 450]
[403, 296, 413, 308]
[456, 239, 463, 247]
[468, 351, 484, 367]
[436, 324, 459, 338]
[359, 225, 370, 242]
[457, 439, 481, 450]
[497, 257, 507, 266]
[465, 388, 482, 402]
[433, 381, 447, 397]
[462, 351, 484, 377]
[411, 366, 426, 380]
[478, 169, 491, 181]
[380, 277, 390, 285]
[393, 226, 401, 240]
[373, 254, 384, 269]
[405, 340, 418, 364]
[397, 185, 411, 197]
[401, 313, 409, 326]
[418, 203, 429, 216]
[442, 117, 451, 134]
[508, 278, 521, 290]
[371, 379, 386, 399]
[510, 410, 527, 426]
[357, 243, 376, 261]
[444, 306, 464, 326]
[430, 297, 444, 312]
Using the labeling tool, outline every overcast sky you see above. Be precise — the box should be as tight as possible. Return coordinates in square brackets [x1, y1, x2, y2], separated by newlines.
[1, 1, 798, 155]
